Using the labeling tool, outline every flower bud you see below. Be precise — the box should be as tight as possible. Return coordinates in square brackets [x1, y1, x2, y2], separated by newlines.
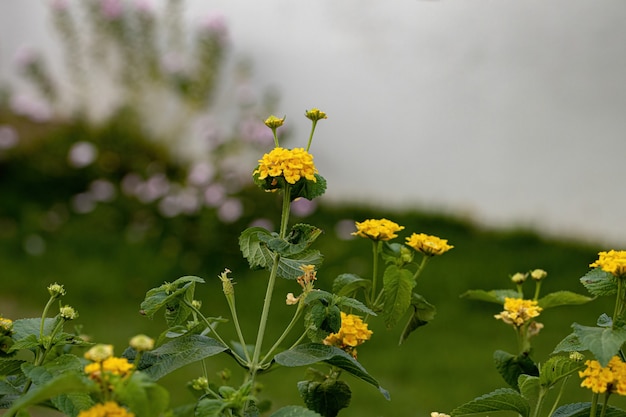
[530, 269, 547, 281]
[305, 108, 327, 122]
[47, 283, 66, 298]
[129, 334, 154, 352]
[219, 269, 234, 297]
[0, 317, 13, 335]
[190, 376, 209, 391]
[192, 300, 202, 310]
[264, 115, 285, 129]
[569, 351, 585, 362]
[60, 305, 78, 320]
[85, 344, 114, 362]
[510, 272, 528, 284]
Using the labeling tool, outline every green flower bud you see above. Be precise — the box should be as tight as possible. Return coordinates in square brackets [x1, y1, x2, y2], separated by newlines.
[129, 334, 155, 352]
[60, 305, 78, 320]
[510, 272, 528, 284]
[190, 376, 209, 391]
[47, 283, 66, 298]
[530, 269, 548, 281]
[264, 115, 285, 129]
[85, 344, 114, 362]
[0, 317, 13, 335]
[305, 108, 327, 122]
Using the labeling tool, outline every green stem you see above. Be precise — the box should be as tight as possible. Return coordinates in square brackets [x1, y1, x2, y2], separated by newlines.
[548, 376, 569, 417]
[261, 301, 305, 365]
[39, 297, 56, 339]
[613, 278, 624, 329]
[306, 120, 318, 151]
[289, 329, 309, 351]
[413, 255, 431, 281]
[590, 393, 599, 417]
[272, 128, 280, 148]
[533, 281, 542, 301]
[370, 241, 380, 306]
[599, 392, 610, 417]
[226, 297, 251, 363]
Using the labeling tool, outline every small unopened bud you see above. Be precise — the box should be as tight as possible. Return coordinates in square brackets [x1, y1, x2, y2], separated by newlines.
[84, 344, 114, 362]
[305, 108, 327, 122]
[219, 269, 234, 296]
[0, 317, 13, 334]
[569, 351, 585, 362]
[264, 115, 285, 129]
[510, 272, 528, 284]
[129, 334, 154, 352]
[47, 283, 66, 298]
[286, 293, 299, 305]
[60, 305, 78, 320]
[431, 413, 451, 417]
[530, 269, 548, 281]
[190, 376, 209, 391]
[191, 300, 202, 310]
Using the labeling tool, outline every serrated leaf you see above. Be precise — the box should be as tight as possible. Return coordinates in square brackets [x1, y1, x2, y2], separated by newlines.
[494, 350, 538, 390]
[332, 274, 371, 297]
[537, 291, 594, 309]
[518, 375, 540, 411]
[460, 289, 520, 304]
[195, 397, 227, 417]
[0, 358, 25, 376]
[140, 276, 205, 320]
[289, 174, 327, 201]
[382, 265, 414, 329]
[451, 388, 529, 417]
[274, 343, 389, 400]
[130, 334, 228, 380]
[572, 323, 626, 366]
[239, 227, 274, 270]
[399, 293, 436, 344]
[336, 296, 376, 316]
[297, 379, 351, 417]
[277, 250, 324, 280]
[552, 332, 584, 354]
[304, 303, 341, 342]
[580, 268, 617, 297]
[269, 405, 323, 417]
[11, 318, 56, 340]
[553, 403, 626, 417]
[539, 355, 585, 387]
[7, 335, 40, 353]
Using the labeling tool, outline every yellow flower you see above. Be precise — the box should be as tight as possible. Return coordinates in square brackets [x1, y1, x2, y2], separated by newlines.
[254, 147, 318, 185]
[352, 219, 404, 241]
[77, 401, 135, 417]
[0, 316, 13, 334]
[405, 233, 453, 256]
[323, 312, 373, 357]
[264, 115, 285, 129]
[305, 108, 327, 121]
[494, 298, 542, 327]
[579, 356, 626, 395]
[84, 357, 134, 380]
[590, 250, 626, 278]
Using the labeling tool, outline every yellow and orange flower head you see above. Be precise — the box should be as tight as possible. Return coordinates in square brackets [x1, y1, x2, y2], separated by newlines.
[590, 250, 626, 278]
[77, 401, 135, 417]
[84, 357, 134, 381]
[579, 356, 626, 395]
[405, 233, 454, 256]
[253, 147, 318, 186]
[323, 312, 373, 357]
[494, 297, 542, 327]
[352, 219, 404, 242]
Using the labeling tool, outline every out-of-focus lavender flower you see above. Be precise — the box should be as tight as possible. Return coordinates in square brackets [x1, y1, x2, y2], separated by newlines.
[14, 46, 37, 69]
[71, 192, 96, 213]
[10, 95, 53, 122]
[335, 219, 358, 240]
[239, 118, 274, 145]
[68, 141, 98, 168]
[203, 183, 226, 207]
[134, 0, 154, 15]
[235, 83, 256, 107]
[217, 198, 243, 223]
[50, 0, 69, 12]
[89, 179, 117, 202]
[121, 173, 142, 195]
[101, 0, 124, 20]
[291, 198, 317, 218]
[249, 218, 274, 232]
[199, 12, 229, 44]
[0, 126, 19, 150]
[161, 52, 186, 75]
[136, 173, 170, 203]
[188, 161, 214, 186]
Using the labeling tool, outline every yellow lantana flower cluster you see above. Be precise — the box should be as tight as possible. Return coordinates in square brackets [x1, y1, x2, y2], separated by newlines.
[323, 312, 373, 357]
[405, 233, 454, 256]
[84, 357, 134, 380]
[352, 218, 404, 241]
[0, 316, 13, 335]
[590, 250, 626, 278]
[254, 147, 318, 185]
[77, 401, 135, 417]
[579, 356, 626, 395]
[494, 297, 542, 327]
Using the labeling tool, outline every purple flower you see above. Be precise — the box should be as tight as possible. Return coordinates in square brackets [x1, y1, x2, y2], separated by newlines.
[101, 0, 123, 20]
[291, 198, 317, 217]
[217, 198, 243, 223]
[50, 0, 69, 12]
[68, 141, 98, 168]
[0, 126, 19, 149]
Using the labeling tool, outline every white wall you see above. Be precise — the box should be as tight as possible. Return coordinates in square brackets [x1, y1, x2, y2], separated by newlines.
[2, 0, 626, 246]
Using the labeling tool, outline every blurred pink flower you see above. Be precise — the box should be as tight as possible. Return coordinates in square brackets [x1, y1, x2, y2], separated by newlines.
[68, 141, 98, 168]
[203, 183, 226, 207]
[0, 126, 19, 149]
[89, 179, 117, 202]
[200, 13, 229, 44]
[291, 198, 317, 217]
[239, 118, 274, 145]
[134, 0, 153, 15]
[50, 0, 69, 11]
[14, 46, 37, 69]
[10, 95, 52, 122]
[217, 198, 243, 223]
[188, 162, 215, 186]
[101, 0, 123, 19]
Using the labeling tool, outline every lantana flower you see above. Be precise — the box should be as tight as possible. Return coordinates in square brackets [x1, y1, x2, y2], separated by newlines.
[253, 147, 318, 185]
[405, 233, 453, 256]
[77, 401, 135, 417]
[579, 356, 626, 395]
[323, 312, 373, 357]
[352, 219, 404, 241]
[494, 297, 542, 327]
[590, 250, 626, 278]
[84, 357, 134, 380]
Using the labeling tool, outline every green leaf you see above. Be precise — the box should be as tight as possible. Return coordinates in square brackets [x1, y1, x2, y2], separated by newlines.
[460, 289, 520, 304]
[493, 350, 538, 390]
[11, 318, 56, 340]
[259, 224, 321, 257]
[274, 343, 389, 400]
[451, 388, 530, 417]
[571, 322, 626, 366]
[553, 403, 626, 417]
[7, 335, 40, 353]
[539, 355, 585, 388]
[537, 291, 594, 309]
[0, 358, 25, 376]
[277, 250, 324, 280]
[382, 265, 414, 329]
[132, 334, 228, 380]
[580, 268, 617, 297]
[115, 372, 170, 417]
[332, 274, 371, 297]
[335, 296, 376, 317]
[552, 332, 584, 354]
[304, 303, 341, 342]
[518, 375, 540, 412]
[195, 397, 227, 417]
[297, 379, 351, 417]
[269, 405, 323, 417]
[289, 174, 327, 201]
[239, 227, 274, 270]
[399, 293, 437, 344]
[140, 276, 205, 320]
[6, 372, 94, 415]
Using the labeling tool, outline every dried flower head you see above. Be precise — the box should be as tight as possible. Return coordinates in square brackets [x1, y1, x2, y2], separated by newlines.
[494, 297, 542, 327]
[352, 219, 404, 241]
[405, 233, 453, 256]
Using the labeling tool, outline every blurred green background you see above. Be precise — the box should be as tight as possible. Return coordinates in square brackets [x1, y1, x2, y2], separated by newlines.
[1, 1, 625, 416]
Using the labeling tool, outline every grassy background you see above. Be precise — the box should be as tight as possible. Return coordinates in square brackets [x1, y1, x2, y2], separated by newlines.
[2, 196, 624, 416]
